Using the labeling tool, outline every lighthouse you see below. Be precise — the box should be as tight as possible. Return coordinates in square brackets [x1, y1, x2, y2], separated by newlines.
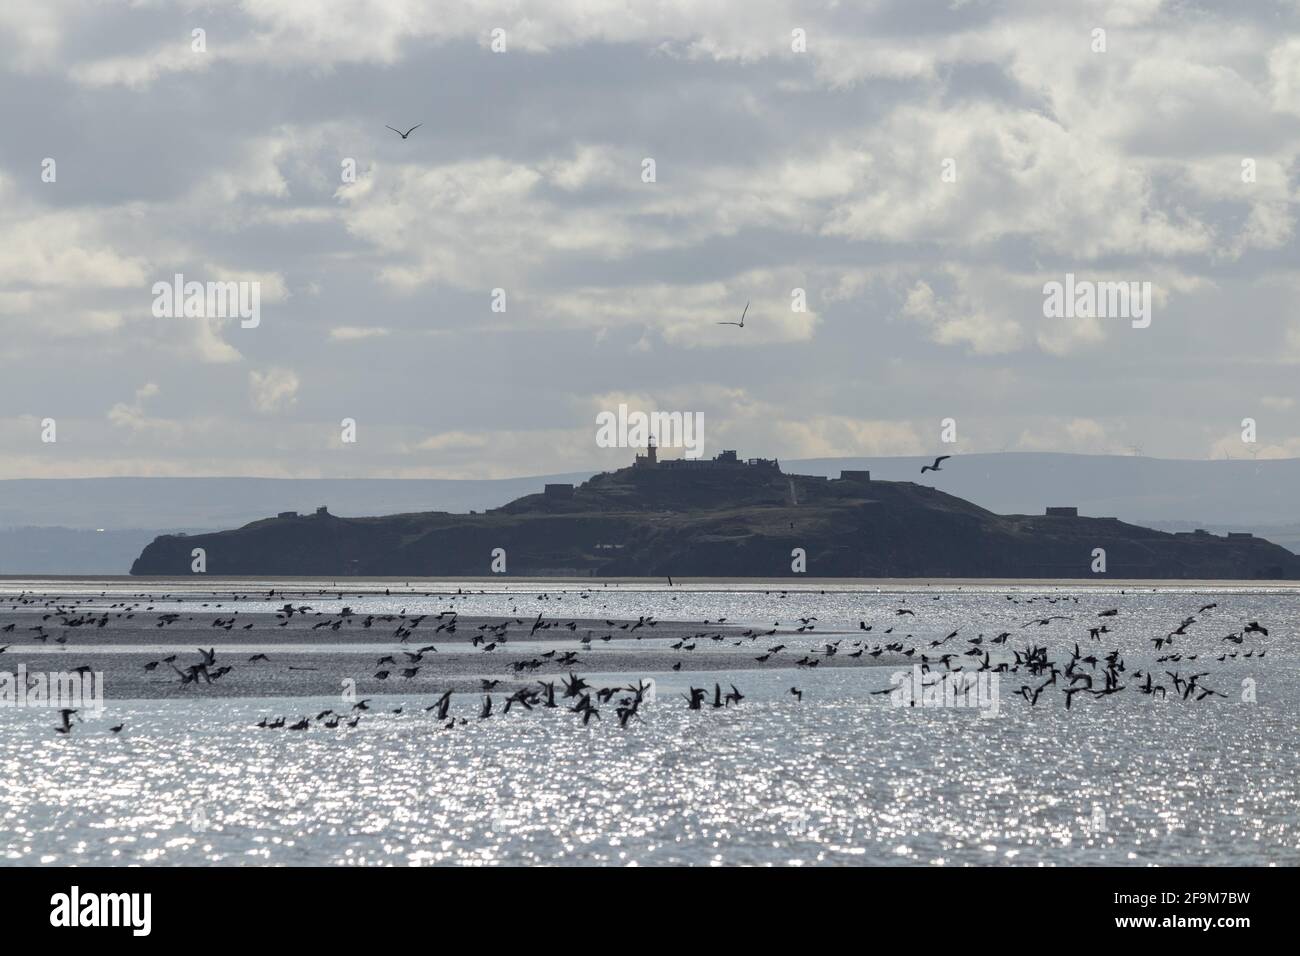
[634, 435, 658, 468]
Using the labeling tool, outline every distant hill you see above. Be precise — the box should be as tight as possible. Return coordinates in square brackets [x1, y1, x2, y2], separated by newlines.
[5, 453, 1300, 572]
[130, 458, 1300, 580]
[0, 474, 588, 573]
[786, 453, 1300, 527]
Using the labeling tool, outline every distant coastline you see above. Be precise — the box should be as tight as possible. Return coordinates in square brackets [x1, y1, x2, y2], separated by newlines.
[127, 449, 1300, 580]
[7, 452, 1300, 575]
[9, 574, 1300, 589]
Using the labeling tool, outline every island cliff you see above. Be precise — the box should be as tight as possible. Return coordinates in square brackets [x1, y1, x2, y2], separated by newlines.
[129, 450, 1300, 579]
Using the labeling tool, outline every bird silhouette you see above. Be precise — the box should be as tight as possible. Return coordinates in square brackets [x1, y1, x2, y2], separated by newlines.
[920, 455, 951, 474]
[430, 690, 452, 719]
[54, 708, 78, 735]
[385, 124, 421, 139]
[717, 301, 747, 327]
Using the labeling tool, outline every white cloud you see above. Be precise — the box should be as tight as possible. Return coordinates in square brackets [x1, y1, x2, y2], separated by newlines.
[767, 416, 926, 459]
[1016, 417, 1126, 455]
[249, 367, 300, 414]
[538, 273, 819, 346]
[1268, 37, 1300, 117]
[1, 1, 1299, 480]
[543, 145, 622, 191]
[107, 382, 181, 438]
[902, 275, 1027, 356]
[329, 326, 391, 341]
[70, 40, 211, 90]
[0, 176, 149, 288]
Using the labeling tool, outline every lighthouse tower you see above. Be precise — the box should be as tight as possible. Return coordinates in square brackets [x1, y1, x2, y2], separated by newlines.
[634, 435, 658, 468]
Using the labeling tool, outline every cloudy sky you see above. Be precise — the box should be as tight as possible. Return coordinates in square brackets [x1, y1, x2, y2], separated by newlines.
[1, 0, 1299, 479]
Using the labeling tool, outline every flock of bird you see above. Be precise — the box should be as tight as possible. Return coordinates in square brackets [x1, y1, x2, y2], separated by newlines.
[0, 584, 1274, 736]
[256, 673, 663, 733]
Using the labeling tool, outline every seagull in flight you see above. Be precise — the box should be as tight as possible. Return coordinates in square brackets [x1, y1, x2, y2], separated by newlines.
[920, 455, 951, 474]
[385, 124, 422, 139]
[717, 301, 748, 327]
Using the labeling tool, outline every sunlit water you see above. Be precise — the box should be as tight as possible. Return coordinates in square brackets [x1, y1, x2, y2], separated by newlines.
[1, 581, 1297, 865]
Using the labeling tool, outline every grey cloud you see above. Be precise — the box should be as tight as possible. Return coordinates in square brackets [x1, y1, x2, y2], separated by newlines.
[1, 1, 1298, 479]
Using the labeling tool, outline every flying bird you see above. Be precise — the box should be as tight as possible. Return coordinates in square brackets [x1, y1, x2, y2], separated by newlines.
[55, 709, 78, 735]
[921, 455, 951, 474]
[385, 124, 422, 139]
[717, 301, 748, 327]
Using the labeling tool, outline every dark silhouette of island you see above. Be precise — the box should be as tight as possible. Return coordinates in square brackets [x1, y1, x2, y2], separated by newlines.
[129, 448, 1300, 579]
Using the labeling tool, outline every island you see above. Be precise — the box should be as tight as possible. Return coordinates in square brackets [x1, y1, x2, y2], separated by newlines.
[130, 447, 1300, 579]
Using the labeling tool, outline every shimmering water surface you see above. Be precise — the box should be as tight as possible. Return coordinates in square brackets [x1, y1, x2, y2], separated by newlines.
[1, 580, 1297, 866]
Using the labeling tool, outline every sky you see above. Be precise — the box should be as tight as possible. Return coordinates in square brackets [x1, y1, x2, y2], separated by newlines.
[1, 0, 1299, 479]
